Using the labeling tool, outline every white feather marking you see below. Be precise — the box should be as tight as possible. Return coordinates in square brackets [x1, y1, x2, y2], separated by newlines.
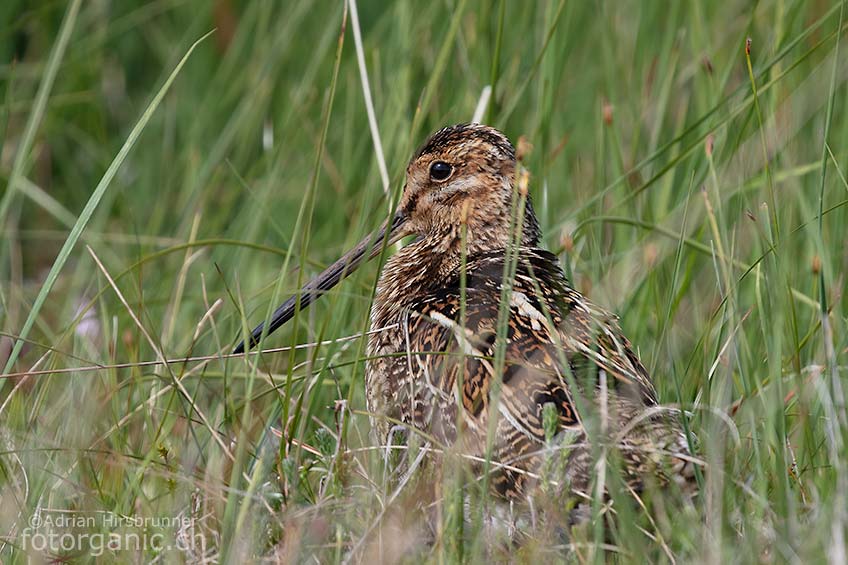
[428, 311, 480, 356]
[510, 291, 546, 331]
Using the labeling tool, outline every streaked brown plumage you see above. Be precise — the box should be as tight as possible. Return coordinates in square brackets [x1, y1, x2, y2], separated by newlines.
[235, 123, 697, 509]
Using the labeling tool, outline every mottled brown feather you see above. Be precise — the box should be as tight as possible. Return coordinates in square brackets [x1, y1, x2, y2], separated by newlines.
[239, 123, 698, 507]
[365, 124, 696, 502]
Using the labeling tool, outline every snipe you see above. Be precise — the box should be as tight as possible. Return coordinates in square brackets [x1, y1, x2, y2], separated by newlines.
[235, 123, 697, 505]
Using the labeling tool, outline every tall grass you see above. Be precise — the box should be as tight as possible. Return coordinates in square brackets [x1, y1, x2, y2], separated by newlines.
[1, 0, 846, 562]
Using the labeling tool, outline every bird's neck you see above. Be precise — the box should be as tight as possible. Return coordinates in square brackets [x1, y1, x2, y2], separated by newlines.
[372, 235, 461, 325]
[370, 214, 541, 328]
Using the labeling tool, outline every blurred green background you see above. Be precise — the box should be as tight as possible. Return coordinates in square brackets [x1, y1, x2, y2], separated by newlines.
[1, 0, 847, 561]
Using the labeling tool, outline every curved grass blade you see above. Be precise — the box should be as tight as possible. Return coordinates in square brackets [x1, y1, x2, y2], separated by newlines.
[0, 0, 82, 227]
[1, 30, 214, 381]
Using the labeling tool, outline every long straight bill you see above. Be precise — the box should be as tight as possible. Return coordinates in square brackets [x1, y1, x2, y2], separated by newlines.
[233, 212, 407, 354]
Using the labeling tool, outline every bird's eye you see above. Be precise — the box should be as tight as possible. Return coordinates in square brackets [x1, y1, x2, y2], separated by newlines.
[429, 161, 453, 181]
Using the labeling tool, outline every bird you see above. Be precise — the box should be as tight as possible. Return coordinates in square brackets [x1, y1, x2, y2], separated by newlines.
[234, 123, 697, 512]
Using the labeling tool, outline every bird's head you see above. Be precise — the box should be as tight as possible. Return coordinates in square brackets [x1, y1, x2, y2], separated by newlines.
[398, 123, 528, 246]
[234, 123, 539, 353]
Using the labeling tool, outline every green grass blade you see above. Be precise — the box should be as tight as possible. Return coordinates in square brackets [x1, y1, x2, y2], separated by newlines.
[1, 30, 213, 380]
[0, 0, 82, 227]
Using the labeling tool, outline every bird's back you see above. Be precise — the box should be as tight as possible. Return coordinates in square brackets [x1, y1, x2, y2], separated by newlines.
[366, 246, 696, 500]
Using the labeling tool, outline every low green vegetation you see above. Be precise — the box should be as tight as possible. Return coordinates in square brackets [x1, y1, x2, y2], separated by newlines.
[1, 0, 846, 561]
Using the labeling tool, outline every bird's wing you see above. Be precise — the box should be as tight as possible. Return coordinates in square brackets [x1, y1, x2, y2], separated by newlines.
[404, 248, 658, 445]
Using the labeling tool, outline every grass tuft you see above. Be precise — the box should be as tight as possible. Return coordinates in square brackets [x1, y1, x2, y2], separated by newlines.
[1, 1, 847, 562]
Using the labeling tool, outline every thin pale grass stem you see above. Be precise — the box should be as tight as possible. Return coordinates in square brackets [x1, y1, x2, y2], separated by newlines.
[0, 324, 399, 380]
[163, 212, 203, 346]
[347, 0, 390, 197]
[1, 30, 213, 381]
[744, 37, 779, 239]
[471, 85, 492, 124]
[87, 245, 234, 462]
